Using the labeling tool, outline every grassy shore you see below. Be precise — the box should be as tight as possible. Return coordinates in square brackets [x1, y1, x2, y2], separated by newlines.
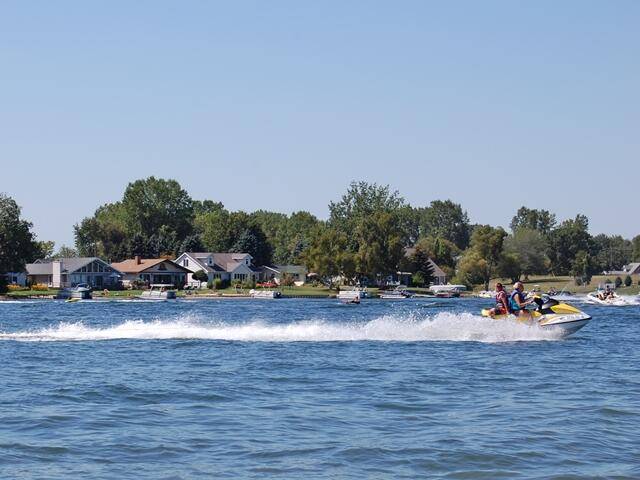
[479, 275, 640, 295]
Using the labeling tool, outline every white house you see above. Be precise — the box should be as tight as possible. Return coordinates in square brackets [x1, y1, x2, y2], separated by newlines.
[175, 252, 260, 287]
[26, 257, 122, 288]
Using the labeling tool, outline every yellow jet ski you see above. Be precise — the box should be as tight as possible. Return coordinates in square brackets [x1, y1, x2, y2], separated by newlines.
[481, 296, 591, 336]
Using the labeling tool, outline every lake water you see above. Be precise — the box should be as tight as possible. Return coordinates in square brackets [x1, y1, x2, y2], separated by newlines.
[1, 297, 639, 479]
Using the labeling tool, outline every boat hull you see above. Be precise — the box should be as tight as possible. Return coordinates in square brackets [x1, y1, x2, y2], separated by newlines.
[480, 309, 591, 336]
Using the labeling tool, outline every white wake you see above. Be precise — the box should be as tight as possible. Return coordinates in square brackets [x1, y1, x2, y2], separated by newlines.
[0, 312, 564, 343]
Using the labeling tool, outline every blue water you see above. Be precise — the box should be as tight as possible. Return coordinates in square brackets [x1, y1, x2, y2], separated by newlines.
[1, 297, 639, 479]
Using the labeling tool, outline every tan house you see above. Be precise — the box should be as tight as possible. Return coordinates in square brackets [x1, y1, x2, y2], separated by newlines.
[111, 256, 190, 287]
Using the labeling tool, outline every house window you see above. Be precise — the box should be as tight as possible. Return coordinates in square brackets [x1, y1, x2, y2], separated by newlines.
[233, 273, 247, 281]
[183, 259, 189, 267]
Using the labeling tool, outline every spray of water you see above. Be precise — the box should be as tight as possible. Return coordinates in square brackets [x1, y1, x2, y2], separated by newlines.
[0, 312, 564, 343]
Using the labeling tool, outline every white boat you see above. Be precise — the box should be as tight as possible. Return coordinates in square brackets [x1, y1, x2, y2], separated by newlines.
[249, 289, 281, 299]
[336, 287, 366, 304]
[585, 291, 637, 306]
[71, 283, 93, 299]
[138, 284, 177, 300]
[429, 284, 467, 295]
[379, 287, 412, 300]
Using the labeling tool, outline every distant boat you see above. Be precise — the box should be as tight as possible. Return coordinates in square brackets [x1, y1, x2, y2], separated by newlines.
[337, 287, 367, 304]
[249, 289, 281, 299]
[138, 284, 177, 300]
[379, 287, 412, 300]
[58, 283, 93, 300]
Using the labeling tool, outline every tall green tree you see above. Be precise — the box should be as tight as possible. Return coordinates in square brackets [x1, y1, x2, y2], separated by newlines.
[0, 194, 39, 274]
[503, 228, 549, 279]
[303, 225, 355, 285]
[121, 177, 194, 238]
[510, 207, 556, 234]
[547, 214, 592, 275]
[456, 225, 507, 290]
[415, 200, 471, 249]
[633, 235, 640, 262]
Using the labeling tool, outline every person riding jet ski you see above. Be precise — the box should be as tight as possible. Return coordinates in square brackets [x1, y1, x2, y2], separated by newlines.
[487, 283, 510, 317]
[510, 282, 535, 317]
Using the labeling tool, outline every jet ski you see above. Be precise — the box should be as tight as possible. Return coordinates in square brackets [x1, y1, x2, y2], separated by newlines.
[481, 296, 591, 336]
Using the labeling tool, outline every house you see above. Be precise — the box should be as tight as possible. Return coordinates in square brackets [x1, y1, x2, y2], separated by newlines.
[111, 256, 190, 287]
[26, 257, 122, 288]
[261, 265, 308, 285]
[622, 263, 640, 275]
[398, 248, 449, 286]
[174, 252, 260, 286]
[2, 271, 27, 287]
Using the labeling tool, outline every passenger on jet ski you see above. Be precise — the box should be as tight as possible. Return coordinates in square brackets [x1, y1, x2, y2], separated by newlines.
[487, 283, 510, 317]
[510, 282, 535, 317]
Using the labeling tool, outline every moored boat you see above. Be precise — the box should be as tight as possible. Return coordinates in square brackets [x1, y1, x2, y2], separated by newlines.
[138, 284, 177, 300]
[379, 287, 412, 300]
[249, 289, 281, 299]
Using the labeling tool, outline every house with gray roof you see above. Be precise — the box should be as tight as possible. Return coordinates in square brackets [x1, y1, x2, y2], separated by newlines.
[26, 257, 122, 288]
[175, 252, 261, 287]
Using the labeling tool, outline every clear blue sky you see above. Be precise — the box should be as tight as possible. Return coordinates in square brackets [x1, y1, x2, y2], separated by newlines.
[2, 1, 638, 248]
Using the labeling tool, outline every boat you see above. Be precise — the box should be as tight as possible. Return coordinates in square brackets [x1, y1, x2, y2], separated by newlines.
[336, 287, 367, 304]
[435, 291, 460, 298]
[481, 296, 591, 336]
[249, 289, 281, 299]
[58, 283, 93, 301]
[379, 287, 412, 300]
[585, 291, 637, 306]
[138, 284, 177, 300]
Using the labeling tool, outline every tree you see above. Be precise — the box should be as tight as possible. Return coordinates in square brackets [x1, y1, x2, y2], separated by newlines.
[121, 177, 194, 238]
[592, 234, 632, 272]
[34, 240, 55, 260]
[571, 250, 597, 285]
[54, 245, 79, 258]
[192, 270, 208, 283]
[0, 194, 39, 275]
[179, 234, 204, 254]
[510, 207, 556, 235]
[503, 228, 549, 279]
[303, 225, 355, 285]
[615, 276, 623, 288]
[632, 235, 640, 262]
[409, 246, 434, 286]
[352, 211, 405, 279]
[415, 200, 471, 249]
[547, 214, 592, 275]
[458, 225, 507, 290]
[413, 236, 460, 270]
[231, 224, 272, 266]
[498, 252, 522, 284]
[624, 275, 632, 287]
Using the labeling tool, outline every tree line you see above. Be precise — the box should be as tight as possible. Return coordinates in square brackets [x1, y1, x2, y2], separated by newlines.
[2, 178, 640, 291]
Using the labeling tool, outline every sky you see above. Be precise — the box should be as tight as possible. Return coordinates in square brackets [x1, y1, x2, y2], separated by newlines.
[1, 1, 639, 248]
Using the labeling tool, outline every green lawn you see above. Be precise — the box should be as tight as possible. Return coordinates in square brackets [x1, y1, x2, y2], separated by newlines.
[479, 275, 640, 295]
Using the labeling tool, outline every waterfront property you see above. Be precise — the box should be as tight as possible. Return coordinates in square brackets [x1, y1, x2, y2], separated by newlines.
[175, 252, 260, 286]
[111, 256, 190, 287]
[261, 265, 308, 285]
[25, 257, 122, 288]
[2, 271, 27, 287]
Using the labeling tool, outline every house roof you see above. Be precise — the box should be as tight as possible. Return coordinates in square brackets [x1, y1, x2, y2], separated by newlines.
[111, 258, 190, 274]
[403, 248, 447, 278]
[26, 257, 119, 275]
[182, 252, 255, 273]
[624, 263, 640, 274]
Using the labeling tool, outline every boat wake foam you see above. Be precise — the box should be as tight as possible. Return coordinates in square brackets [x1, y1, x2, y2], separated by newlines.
[0, 312, 564, 343]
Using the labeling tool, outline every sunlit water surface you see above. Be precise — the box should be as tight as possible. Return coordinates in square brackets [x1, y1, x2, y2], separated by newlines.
[1, 297, 639, 479]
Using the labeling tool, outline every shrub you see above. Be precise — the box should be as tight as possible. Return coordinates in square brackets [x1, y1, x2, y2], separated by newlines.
[615, 276, 623, 288]
[31, 283, 50, 291]
[242, 279, 256, 289]
[412, 272, 425, 287]
[280, 273, 295, 288]
[624, 275, 632, 287]
[0, 278, 7, 294]
[7, 284, 26, 291]
[207, 280, 214, 289]
[574, 277, 583, 286]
